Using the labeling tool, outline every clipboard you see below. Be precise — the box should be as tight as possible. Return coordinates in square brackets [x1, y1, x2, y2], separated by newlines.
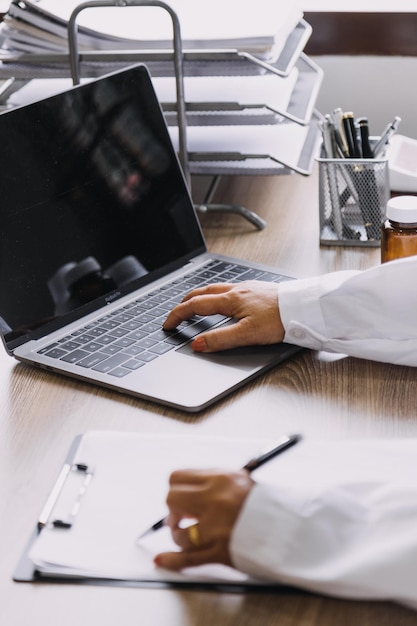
[13, 431, 286, 591]
[14, 432, 417, 593]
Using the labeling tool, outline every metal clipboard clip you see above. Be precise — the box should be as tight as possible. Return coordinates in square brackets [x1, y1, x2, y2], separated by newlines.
[37, 462, 94, 530]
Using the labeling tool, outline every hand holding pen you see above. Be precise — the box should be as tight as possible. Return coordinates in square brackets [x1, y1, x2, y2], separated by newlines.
[137, 434, 301, 571]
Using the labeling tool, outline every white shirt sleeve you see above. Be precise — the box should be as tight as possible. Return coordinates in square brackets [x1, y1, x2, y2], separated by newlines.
[230, 478, 417, 610]
[277, 255, 417, 366]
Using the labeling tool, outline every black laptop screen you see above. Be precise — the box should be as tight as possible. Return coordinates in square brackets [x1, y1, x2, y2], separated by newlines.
[0, 66, 206, 350]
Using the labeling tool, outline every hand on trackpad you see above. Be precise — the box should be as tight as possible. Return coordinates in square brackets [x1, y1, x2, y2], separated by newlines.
[177, 339, 293, 371]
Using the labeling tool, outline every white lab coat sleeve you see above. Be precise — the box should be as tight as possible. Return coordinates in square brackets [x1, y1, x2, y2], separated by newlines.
[230, 480, 417, 610]
[277, 255, 417, 366]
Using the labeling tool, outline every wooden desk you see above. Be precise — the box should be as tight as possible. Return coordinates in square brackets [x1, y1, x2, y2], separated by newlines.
[2, 168, 417, 626]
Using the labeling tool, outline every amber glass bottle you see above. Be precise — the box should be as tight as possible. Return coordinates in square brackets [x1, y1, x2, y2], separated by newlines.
[381, 196, 417, 263]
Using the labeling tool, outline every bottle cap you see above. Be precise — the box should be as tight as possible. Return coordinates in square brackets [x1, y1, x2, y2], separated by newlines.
[386, 196, 417, 223]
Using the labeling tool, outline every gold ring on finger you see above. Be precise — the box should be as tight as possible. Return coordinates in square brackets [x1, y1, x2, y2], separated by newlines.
[187, 523, 201, 547]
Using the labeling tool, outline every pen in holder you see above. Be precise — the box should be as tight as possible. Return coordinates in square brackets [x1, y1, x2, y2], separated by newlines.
[317, 144, 389, 247]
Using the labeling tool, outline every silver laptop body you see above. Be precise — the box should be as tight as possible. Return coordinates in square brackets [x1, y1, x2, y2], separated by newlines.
[0, 65, 300, 412]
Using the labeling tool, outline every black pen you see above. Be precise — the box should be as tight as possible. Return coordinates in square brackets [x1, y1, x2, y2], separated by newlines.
[357, 117, 374, 158]
[342, 112, 361, 158]
[137, 433, 302, 540]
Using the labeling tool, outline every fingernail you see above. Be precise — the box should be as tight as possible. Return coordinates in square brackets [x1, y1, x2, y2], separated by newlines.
[192, 336, 207, 352]
[154, 555, 162, 567]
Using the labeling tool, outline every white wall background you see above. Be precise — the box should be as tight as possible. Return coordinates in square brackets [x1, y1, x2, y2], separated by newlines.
[311, 55, 417, 141]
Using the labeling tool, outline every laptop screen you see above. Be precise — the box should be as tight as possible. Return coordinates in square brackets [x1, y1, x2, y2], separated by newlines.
[0, 65, 206, 351]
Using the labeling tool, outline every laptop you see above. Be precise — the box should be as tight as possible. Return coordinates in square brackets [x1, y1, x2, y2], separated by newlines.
[0, 64, 300, 412]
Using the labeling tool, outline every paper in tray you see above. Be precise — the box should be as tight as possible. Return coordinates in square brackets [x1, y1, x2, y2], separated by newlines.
[1, 0, 302, 61]
[170, 110, 322, 176]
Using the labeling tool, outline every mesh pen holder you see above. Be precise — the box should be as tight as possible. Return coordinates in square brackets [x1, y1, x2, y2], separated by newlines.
[317, 150, 389, 246]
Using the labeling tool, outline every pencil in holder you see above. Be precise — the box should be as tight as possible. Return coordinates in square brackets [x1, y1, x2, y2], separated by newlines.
[317, 151, 389, 246]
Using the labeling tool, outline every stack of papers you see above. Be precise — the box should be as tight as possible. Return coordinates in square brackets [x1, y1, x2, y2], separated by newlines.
[0, 0, 302, 60]
[0, 1, 322, 178]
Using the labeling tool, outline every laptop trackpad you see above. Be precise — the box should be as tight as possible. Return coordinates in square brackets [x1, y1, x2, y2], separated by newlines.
[177, 341, 293, 372]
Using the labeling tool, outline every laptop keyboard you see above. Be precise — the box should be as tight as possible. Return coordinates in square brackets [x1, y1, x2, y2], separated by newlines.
[37, 259, 291, 379]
